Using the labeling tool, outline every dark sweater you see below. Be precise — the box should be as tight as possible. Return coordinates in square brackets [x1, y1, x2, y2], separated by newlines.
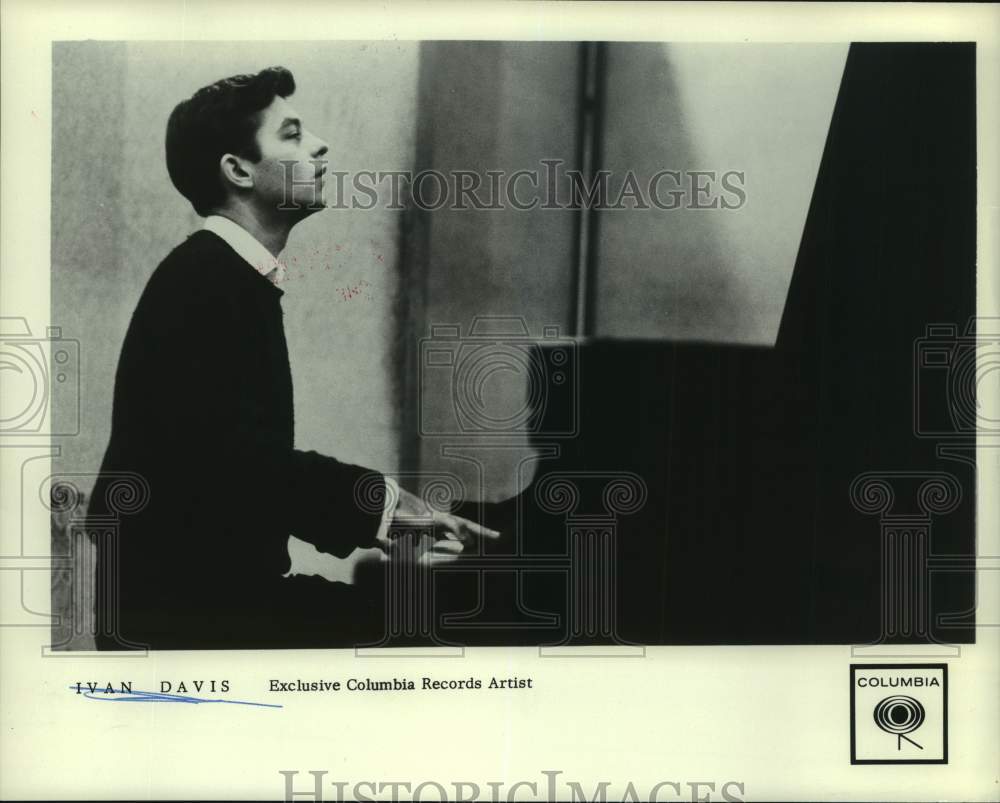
[89, 229, 385, 649]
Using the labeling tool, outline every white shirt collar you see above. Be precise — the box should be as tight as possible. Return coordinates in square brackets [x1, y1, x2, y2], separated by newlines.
[203, 215, 287, 286]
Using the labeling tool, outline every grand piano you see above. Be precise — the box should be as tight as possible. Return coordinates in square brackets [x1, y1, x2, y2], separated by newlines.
[356, 43, 977, 649]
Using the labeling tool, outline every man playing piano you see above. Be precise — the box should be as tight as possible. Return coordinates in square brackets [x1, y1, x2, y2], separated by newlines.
[88, 66, 498, 650]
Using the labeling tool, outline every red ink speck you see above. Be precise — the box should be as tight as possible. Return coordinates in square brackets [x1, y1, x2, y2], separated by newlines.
[335, 279, 371, 302]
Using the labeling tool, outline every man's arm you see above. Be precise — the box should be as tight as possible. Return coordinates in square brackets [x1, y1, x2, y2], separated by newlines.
[146, 277, 388, 558]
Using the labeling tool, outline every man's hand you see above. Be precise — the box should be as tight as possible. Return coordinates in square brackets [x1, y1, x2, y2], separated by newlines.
[377, 485, 500, 566]
[393, 486, 500, 542]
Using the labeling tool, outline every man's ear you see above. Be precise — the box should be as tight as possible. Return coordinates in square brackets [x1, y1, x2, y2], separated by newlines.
[219, 153, 254, 191]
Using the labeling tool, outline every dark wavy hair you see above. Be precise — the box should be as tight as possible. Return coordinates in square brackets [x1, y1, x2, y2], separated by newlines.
[165, 66, 296, 216]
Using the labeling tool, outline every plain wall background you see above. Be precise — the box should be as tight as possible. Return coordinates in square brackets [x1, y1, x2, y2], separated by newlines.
[596, 43, 848, 343]
[405, 42, 580, 503]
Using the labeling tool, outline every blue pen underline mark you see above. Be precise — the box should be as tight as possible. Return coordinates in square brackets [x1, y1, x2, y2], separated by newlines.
[70, 687, 282, 708]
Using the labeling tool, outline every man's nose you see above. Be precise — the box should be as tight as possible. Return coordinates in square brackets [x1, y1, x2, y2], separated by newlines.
[311, 137, 329, 159]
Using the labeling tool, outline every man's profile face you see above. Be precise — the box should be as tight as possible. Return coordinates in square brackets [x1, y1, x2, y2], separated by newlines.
[248, 95, 329, 217]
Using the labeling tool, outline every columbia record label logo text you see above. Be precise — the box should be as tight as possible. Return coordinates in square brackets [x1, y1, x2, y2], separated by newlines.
[850, 664, 948, 764]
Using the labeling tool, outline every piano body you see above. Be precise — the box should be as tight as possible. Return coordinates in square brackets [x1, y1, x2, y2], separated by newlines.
[362, 43, 977, 649]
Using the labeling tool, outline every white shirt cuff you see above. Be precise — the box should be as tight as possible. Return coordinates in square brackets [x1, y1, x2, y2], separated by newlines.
[374, 475, 399, 545]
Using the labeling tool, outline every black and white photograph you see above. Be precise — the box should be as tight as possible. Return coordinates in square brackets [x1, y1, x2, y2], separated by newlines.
[44, 38, 977, 651]
[1, 3, 997, 801]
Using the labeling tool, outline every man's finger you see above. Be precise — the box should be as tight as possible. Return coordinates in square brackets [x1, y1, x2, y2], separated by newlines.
[428, 511, 500, 542]
[453, 516, 501, 541]
[420, 551, 463, 566]
[431, 539, 463, 555]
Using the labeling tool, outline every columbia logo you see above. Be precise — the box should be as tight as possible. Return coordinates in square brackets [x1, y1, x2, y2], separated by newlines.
[850, 664, 948, 764]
